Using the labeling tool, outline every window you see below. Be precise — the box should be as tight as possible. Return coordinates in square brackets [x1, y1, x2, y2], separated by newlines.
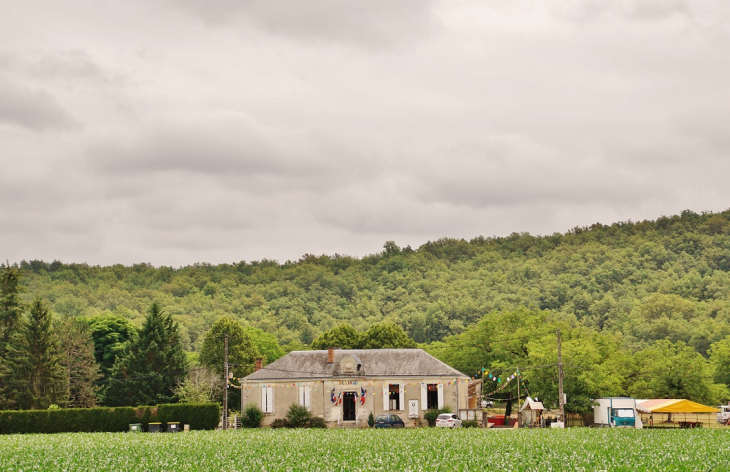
[383, 383, 403, 411]
[261, 385, 274, 414]
[298, 386, 311, 410]
[389, 384, 400, 410]
[427, 384, 439, 410]
[421, 383, 444, 410]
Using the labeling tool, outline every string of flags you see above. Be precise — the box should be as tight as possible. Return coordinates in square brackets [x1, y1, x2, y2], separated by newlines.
[331, 387, 367, 405]
[238, 379, 470, 391]
[479, 368, 533, 399]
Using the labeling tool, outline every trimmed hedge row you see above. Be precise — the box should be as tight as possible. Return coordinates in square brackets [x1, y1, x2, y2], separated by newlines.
[0, 403, 220, 434]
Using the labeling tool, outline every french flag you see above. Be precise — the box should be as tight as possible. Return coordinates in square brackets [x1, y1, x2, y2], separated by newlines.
[360, 387, 366, 405]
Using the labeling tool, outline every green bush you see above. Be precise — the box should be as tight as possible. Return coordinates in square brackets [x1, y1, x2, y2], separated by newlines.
[158, 403, 220, 431]
[0, 403, 219, 434]
[424, 409, 441, 427]
[285, 404, 312, 428]
[242, 404, 264, 428]
[368, 412, 375, 428]
[308, 417, 327, 429]
[270, 418, 290, 429]
[462, 420, 479, 428]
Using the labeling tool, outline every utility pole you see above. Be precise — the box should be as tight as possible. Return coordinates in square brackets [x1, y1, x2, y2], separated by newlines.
[223, 334, 229, 430]
[557, 329, 565, 423]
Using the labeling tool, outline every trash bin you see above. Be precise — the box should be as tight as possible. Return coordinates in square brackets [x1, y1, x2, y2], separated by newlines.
[167, 422, 180, 433]
[148, 422, 162, 433]
[129, 423, 143, 433]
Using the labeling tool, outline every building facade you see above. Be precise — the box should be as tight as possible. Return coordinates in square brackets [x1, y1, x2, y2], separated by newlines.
[240, 348, 469, 427]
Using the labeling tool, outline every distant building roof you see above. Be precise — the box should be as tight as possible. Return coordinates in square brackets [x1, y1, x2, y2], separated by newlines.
[242, 349, 468, 381]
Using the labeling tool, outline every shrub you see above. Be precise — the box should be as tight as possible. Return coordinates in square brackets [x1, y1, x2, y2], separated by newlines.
[270, 418, 290, 429]
[157, 403, 220, 431]
[424, 409, 441, 427]
[308, 417, 327, 428]
[462, 420, 479, 428]
[368, 412, 375, 428]
[0, 403, 219, 435]
[241, 404, 264, 428]
[285, 404, 312, 428]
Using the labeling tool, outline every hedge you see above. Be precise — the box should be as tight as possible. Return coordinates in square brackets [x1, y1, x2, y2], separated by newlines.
[0, 403, 220, 435]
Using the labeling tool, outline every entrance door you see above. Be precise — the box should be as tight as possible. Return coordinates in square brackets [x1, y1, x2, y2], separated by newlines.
[342, 392, 356, 421]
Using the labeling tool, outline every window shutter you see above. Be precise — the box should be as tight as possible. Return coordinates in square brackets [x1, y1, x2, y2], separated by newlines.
[304, 386, 311, 410]
[437, 383, 444, 410]
[261, 385, 274, 414]
[383, 384, 389, 411]
[398, 384, 404, 411]
[298, 386, 305, 406]
[421, 383, 427, 410]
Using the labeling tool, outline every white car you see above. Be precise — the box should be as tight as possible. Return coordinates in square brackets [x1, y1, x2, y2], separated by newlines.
[435, 413, 462, 428]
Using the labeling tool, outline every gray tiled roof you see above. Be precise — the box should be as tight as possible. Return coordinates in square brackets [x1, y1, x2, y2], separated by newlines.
[242, 349, 467, 381]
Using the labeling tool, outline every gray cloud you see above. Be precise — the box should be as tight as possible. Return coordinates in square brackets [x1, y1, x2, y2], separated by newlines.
[1, 0, 730, 266]
[0, 75, 77, 131]
[166, 0, 437, 46]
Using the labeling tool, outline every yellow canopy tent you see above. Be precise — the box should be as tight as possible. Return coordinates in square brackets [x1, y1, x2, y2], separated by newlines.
[637, 399, 718, 414]
[636, 399, 719, 428]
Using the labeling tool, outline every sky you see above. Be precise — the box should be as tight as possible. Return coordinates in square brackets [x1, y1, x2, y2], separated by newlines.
[1, 0, 729, 267]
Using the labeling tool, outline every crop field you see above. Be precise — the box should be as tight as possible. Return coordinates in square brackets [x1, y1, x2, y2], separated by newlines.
[0, 428, 728, 471]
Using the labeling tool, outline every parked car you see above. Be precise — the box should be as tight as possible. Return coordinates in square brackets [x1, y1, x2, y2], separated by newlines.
[374, 414, 405, 428]
[435, 413, 462, 428]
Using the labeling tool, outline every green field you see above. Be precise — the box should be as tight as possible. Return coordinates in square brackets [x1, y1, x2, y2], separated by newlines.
[1, 428, 728, 471]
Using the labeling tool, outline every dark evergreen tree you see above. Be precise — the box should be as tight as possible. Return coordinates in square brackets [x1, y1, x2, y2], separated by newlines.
[1, 298, 66, 409]
[103, 302, 187, 406]
[0, 266, 24, 357]
[56, 317, 101, 408]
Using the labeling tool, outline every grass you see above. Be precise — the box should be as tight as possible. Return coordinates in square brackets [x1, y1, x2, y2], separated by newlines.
[0, 428, 729, 471]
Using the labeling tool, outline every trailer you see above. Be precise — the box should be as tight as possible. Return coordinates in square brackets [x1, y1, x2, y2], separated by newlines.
[717, 403, 730, 425]
[594, 397, 639, 428]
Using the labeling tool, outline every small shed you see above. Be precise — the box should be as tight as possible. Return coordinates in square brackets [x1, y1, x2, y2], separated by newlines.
[519, 397, 544, 427]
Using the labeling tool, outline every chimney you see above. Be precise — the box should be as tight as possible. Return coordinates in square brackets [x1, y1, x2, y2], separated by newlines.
[327, 347, 335, 364]
[255, 358, 263, 372]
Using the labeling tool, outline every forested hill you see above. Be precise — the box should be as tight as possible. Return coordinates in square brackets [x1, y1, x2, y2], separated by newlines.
[11, 209, 730, 356]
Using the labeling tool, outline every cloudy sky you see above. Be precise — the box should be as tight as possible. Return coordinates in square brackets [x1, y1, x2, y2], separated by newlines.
[1, 0, 729, 266]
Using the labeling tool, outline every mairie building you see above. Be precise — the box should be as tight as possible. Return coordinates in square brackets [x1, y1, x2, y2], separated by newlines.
[240, 348, 469, 427]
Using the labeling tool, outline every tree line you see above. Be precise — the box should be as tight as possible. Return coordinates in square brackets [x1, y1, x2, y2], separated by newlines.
[2, 208, 730, 411]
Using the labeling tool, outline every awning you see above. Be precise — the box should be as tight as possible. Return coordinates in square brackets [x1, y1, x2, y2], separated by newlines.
[636, 399, 719, 414]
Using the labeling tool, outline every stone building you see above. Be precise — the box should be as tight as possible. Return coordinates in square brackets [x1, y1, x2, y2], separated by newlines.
[240, 348, 469, 427]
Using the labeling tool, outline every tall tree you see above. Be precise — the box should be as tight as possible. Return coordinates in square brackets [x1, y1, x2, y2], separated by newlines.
[243, 326, 285, 363]
[357, 321, 417, 349]
[103, 302, 187, 406]
[0, 266, 24, 357]
[87, 315, 138, 379]
[310, 323, 361, 350]
[56, 317, 101, 408]
[1, 298, 67, 409]
[199, 316, 260, 379]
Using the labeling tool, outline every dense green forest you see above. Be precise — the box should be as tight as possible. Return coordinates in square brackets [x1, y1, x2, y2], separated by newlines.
[4, 208, 730, 411]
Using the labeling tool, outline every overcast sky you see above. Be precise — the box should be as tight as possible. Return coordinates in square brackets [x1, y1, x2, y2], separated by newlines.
[1, 0, 729, 267]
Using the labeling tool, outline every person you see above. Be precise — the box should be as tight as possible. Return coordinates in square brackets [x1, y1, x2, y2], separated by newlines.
[648, 415, 653, 428]
[545, 417, 552, 428]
